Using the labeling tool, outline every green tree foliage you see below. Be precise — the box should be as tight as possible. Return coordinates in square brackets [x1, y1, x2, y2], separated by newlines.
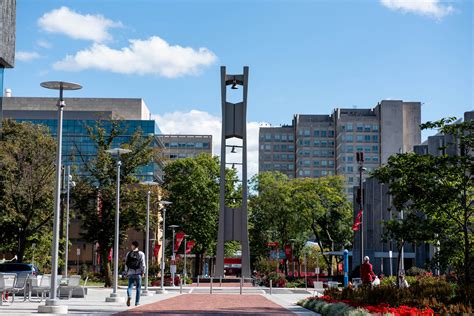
[162, 154, 238, 276]
[0, 120, 56, 262]
[372, 117, 473, 285]
[72, 120, 160, 286]
[293, 176, 352, 275]
[249, 172, 351, 276]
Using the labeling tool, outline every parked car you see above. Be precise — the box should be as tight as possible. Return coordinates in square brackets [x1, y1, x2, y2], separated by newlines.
[0, 263, 40, 277]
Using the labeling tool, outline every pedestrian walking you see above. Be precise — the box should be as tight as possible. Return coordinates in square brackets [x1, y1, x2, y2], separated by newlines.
[360, 256, 376, 287]
[125, 241, 146, 307]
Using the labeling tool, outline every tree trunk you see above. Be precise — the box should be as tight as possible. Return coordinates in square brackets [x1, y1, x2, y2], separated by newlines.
[396, 241, 404, 288]
[194, 252, 200, 277]
[17, 233, 27, 263]
[463, 225, 470, 285]
[101, 247, 112, 287]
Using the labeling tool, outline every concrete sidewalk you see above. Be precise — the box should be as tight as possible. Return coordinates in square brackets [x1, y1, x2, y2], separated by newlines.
[0, 286, 316, 315]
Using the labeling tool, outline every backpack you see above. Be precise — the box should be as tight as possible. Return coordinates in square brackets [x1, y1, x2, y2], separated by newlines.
[126, 251, 142, 270]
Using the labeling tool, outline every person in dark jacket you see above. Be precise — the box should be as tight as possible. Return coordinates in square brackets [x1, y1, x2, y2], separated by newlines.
[360, 256, 376, 286]
[125, 241, 146, 307]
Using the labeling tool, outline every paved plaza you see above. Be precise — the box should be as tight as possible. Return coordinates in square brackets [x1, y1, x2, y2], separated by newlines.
[0, 286, 317, 315]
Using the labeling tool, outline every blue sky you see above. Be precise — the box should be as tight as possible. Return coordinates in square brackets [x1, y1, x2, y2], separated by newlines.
[5, 0, 473, 175]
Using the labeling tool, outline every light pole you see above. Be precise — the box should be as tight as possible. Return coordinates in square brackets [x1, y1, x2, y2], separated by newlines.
[183, 234, 189, 277]
[169, 225, 179, 287]
[157, 201, 172, 294]
[64, 165, 76, 278]
[38, 81, 82, 315]
[139, 181, 159, 296]
[356, 151, 366, 268]
[105, 148, 132, 303]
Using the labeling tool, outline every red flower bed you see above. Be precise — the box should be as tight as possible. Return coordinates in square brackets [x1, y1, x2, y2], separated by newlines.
[309, 295, 434, 315]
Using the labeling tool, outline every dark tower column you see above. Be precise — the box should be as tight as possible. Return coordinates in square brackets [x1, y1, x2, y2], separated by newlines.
[216, 66, 251, 278]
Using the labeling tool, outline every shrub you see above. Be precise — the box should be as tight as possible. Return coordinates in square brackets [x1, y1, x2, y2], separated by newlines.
[264, 272, 287, 287]
[406, 266, 428, 276]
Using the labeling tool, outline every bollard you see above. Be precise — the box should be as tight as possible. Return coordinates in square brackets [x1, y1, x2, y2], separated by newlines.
[240, 277, 243, 295]
[180, 278, 183, 294]
[269, 279, 272, 295]
[219, 276, 222, 287]
[197, 275, 200, 287]
[210, 277, 213, 294]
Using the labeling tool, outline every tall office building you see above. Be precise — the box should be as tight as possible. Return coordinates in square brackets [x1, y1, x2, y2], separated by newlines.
[158, 134, 212, 160]
[259, 125, 295, 178]
[259, 100, 421, 194]
[1, 96, 161, 181]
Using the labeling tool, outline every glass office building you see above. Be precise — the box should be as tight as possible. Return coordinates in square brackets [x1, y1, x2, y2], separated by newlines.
[15, 118, 162, 181]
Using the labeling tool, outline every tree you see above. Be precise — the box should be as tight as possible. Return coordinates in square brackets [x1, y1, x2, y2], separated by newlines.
[292, 176, 352, 276]
[162, 154, 238, 276]
[0, 120, 56, 262]
[72, 120, 160, 286]
[372, 117, 473, 285]
[249, 172, 309, 276]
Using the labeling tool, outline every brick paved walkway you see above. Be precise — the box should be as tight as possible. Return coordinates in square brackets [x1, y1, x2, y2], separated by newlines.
[116, 294, 294, 315]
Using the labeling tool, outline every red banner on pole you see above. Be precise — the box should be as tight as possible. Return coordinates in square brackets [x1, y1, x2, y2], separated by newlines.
[153, 243, 161, 257]
[352, 209, 363, 231]
[284, 245, 292, 261]
[108, 248, 113, 262]
[185, 240, 195, 254]
[174, 232, 186, 252]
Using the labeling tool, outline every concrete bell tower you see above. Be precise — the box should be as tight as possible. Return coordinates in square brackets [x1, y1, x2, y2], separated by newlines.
[215, 66, 251, 278]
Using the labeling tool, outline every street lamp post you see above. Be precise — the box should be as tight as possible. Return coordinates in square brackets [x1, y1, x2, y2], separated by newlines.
[105, 148, 131, 303]
[139, 181, 159, 296]
[38, 81, 82, 314]
[289, 239, 297, 277]
[169, 225, 179, 287]
[183, 234, 189, 277]
[64, 165, 76, 278]
[157, 201, 172, 294]
[356, 151, 366, 267]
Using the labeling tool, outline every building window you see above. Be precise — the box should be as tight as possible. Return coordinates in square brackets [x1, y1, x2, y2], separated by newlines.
[365, 146, 371, 152]
[372, 125, 379, 131]
[304, 130, 311, 136]
[321, 170, 327, 176]
[304, 170, 311, 176]
[264, 144, 271, 151]
[273, 145, 280, 151]
[347, 166, 354, 172]
[314, 130, 320, 137]
[348, 177, 354, 183]
[321, 130, 327, 137]
[303, 159, 310, 166]
[347, 123, 353, 131]
[372, 145, 379, 152]
[364, 124, 371, 132]
[288, 164, 294, 170]
[357, 135, 363, 142]
[346, 135, 353, 142]
[314, 140, 320, 147]
[329, 130, 335, 137]
[313, 170, 320, 176]
[356, 146, 363, 152]
[372, 135, 378, 142]
[346, 145, 353, 153]
[289, 135, 294, 141]
[274, 134, 281, 140]
[265, 134, 272, 140]
[282, 134, 288, 141]
[365, 135, 371, 142]
[321, 160, 327, 166]
[356, 123, 363, 132]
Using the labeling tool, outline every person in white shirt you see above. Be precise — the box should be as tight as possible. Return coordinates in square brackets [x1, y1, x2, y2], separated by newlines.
[125, 241, 146, 307]
[398, 274, 409, 289]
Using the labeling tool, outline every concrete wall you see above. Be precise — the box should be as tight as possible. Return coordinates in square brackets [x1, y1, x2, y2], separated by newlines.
[0, 0, 15, 68]
[2, 97, 150, 120]
[379, 100, 421, 162]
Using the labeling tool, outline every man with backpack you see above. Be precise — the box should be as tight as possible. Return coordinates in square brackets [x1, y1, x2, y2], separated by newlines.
[125, 241, 146, 307]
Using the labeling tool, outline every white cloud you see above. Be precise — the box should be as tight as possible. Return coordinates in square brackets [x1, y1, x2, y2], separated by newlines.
[153, 110, 268, 178]
[53, 36, 217, 77]
[380, 0, 454, 19]
[16, 51, 41, 62]
[38, 6, 122, 42]
[36, 40, 51, 49]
